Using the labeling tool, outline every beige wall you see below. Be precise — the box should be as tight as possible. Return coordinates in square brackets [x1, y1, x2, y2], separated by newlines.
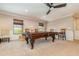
[0, 14, 13, 30]
[47, 13, 79, 40]
[2, 12, 79, 41]
[47, 16, 74, 41]
[0, 14, 46, 40]
[47, 17, 73, 31]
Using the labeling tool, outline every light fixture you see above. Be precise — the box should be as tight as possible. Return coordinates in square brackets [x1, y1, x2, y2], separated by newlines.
[25, 9, 28, 12]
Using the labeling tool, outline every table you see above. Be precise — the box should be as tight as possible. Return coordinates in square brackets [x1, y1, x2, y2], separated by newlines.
[25, 32, 55, 49]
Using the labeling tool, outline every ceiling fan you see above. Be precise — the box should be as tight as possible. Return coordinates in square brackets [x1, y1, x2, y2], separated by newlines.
[45, 3, 67, 15]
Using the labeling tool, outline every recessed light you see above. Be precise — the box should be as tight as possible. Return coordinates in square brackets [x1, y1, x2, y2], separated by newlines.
[25, 9, 28, 12]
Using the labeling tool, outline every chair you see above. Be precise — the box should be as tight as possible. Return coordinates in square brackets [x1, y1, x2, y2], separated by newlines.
[58, 29, 66, 40]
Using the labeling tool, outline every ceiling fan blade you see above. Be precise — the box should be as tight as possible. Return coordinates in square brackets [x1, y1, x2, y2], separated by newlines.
[46, 9, 51, 15]
[53, 3, 67, 8]
[45, 3, 52, 8]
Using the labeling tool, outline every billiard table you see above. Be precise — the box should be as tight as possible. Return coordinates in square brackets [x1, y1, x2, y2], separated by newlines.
[24, 32, 55, 49]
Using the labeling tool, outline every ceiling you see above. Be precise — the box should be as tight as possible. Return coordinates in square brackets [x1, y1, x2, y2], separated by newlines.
[0, 3, 79, 21]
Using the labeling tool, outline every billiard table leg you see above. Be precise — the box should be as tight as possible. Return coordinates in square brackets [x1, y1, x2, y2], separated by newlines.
[25, 37, 29, 44]
[45, 37, 47, 40]
[52, 35, 55, 42]
[30, 39, 35, 49]
[0, 38, 1, 44]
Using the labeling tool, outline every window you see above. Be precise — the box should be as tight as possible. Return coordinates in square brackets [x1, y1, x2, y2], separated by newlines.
[38, 23, 45, 32]
[13, 19, 23, 34]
